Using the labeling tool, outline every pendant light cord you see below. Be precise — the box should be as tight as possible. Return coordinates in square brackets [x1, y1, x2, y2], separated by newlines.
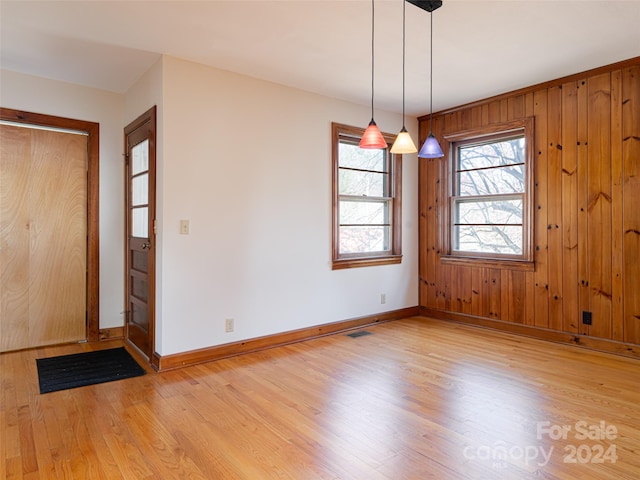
[370, 0, 375, 120]
[402, 0, 406, 129]
[429, 9, 434, 134]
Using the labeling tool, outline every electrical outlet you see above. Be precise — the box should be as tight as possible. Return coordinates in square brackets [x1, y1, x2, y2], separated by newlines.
[380, 293, 386, 305]
[180, 219, 190, 235]
[582, 311, 592, 325]
[225, 318, 234, 333]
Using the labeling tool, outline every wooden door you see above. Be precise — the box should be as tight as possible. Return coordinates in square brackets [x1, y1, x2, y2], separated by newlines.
[0, 123, 87, 351]
[124, 107, 156, 360]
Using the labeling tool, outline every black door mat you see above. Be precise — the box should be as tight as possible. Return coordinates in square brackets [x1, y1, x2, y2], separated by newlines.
[36, 347, 146, 394]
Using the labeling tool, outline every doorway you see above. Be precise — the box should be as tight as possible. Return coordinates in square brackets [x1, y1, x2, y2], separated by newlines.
[0, 108, 99, 352]
[124, 107, 156, 364]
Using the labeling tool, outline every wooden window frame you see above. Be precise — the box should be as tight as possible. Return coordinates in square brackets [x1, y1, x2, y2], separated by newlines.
[440, 118, 535, 271]
[331, 122, 402, 270]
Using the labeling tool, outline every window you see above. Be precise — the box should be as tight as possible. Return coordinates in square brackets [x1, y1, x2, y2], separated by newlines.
[332, 123, 402, 269]
[442, 118, 534, 268]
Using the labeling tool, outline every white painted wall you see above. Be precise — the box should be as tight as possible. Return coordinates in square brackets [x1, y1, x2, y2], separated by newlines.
[1, 56, 420, 356]
[0, 69, 125, 329]
[155, 56, 419, 355]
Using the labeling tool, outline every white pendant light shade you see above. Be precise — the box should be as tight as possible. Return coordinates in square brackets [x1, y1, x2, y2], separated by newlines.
[392, 0, 417, 155]
[391, 127, 417, 154]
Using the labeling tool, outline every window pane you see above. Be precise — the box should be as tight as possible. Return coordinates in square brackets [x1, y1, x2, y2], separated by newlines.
[339, 169, 387, 196]
[454, 225, 523, 254]
[340, 200, 387, 225]
[340, 226, 390, 254]
[458, 137, 524, 170]
[339, 141, 387, 172]
[458, 164, 525, 196]
[132, 207, 148, 238]
[455, 199, 522, 226]
[132, 139, 149, 175]
[131, 173, 148, 206]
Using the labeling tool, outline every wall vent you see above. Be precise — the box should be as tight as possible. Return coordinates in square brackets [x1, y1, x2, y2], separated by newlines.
[346, 330, 372, 339]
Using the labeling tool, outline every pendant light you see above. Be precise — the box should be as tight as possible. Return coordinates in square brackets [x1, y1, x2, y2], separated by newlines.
[391, 0, 417, 154]
[418, 1, 444, 158]
[360, 0, 387, 149]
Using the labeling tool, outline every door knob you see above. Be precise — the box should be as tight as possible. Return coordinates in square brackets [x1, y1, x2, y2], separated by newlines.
[141, 242, 151, 250]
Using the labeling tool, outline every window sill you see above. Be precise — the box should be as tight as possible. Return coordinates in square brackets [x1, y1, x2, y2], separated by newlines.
[332, 254, 402, 270]
[440, 254, 535, 271]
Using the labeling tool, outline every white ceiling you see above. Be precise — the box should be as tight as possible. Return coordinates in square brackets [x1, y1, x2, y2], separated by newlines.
[1, 0, 639, 116]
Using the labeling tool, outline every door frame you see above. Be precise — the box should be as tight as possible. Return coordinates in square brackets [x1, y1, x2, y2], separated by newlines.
[123, 106, 157, 368]
[0, 107, 100, 342]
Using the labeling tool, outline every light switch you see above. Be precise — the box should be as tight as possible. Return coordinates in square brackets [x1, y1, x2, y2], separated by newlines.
[180, 219, 190, 235]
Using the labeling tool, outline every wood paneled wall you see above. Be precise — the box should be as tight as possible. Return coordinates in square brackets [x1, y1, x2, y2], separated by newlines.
[419, 57, 640, 348]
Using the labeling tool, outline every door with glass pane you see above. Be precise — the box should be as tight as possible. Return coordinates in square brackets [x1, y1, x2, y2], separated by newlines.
[124, 107, 156, 360]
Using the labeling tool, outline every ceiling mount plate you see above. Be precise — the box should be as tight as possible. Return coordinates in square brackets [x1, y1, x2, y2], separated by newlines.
[406, 0, 443, 13]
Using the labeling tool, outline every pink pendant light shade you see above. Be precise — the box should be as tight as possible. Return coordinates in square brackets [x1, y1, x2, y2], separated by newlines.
[418, 132, 444, 158]
[391, 127, 417, 153]
[360, 119, 388, 149]
[360, 0, 386, 150]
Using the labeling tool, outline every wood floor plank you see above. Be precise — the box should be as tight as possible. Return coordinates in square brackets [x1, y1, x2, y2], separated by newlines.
[2, 317, 640, 479]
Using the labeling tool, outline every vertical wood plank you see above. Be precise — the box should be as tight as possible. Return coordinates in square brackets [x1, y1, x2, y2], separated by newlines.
[561, 81, 580, 333]
[587, 73, 613, 340]
[488, 101, 501, 124]
[533, 89, 550, 329]
[480, 104, 489, 126]
[470, 106, 482, 128]
[449, 265, 460, 313]
[610, 69, 624, 341]
[488, 269, 501, 319]
[512, 271, 526, 324]
[508, 95, 525, 120]
[500, 270, 511, 321]
[423, 154, 438, 308]
[471, 267, 483, 317]
[481, 268, 491, 318]
[419, 114, 433, 308]
[547, 85, 564, 331]
[499, 99, 508, 122]
[623, 66, 640, 344]
[436, 113, 459, 312]
[456, 266, 473, 315]
[576, 79, 590, 336]
[524, 92, 536, 326]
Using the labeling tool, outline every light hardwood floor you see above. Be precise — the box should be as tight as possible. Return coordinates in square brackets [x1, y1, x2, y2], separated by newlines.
[2, 317, 639, 479]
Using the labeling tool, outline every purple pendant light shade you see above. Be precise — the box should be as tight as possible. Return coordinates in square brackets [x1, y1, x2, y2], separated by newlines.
[419, 133, 444, 158]
[360, 0, 387, 149]
[418, 2, 444, 158]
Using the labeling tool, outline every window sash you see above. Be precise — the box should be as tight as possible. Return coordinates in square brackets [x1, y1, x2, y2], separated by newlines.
[338, 136, 393, 255]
